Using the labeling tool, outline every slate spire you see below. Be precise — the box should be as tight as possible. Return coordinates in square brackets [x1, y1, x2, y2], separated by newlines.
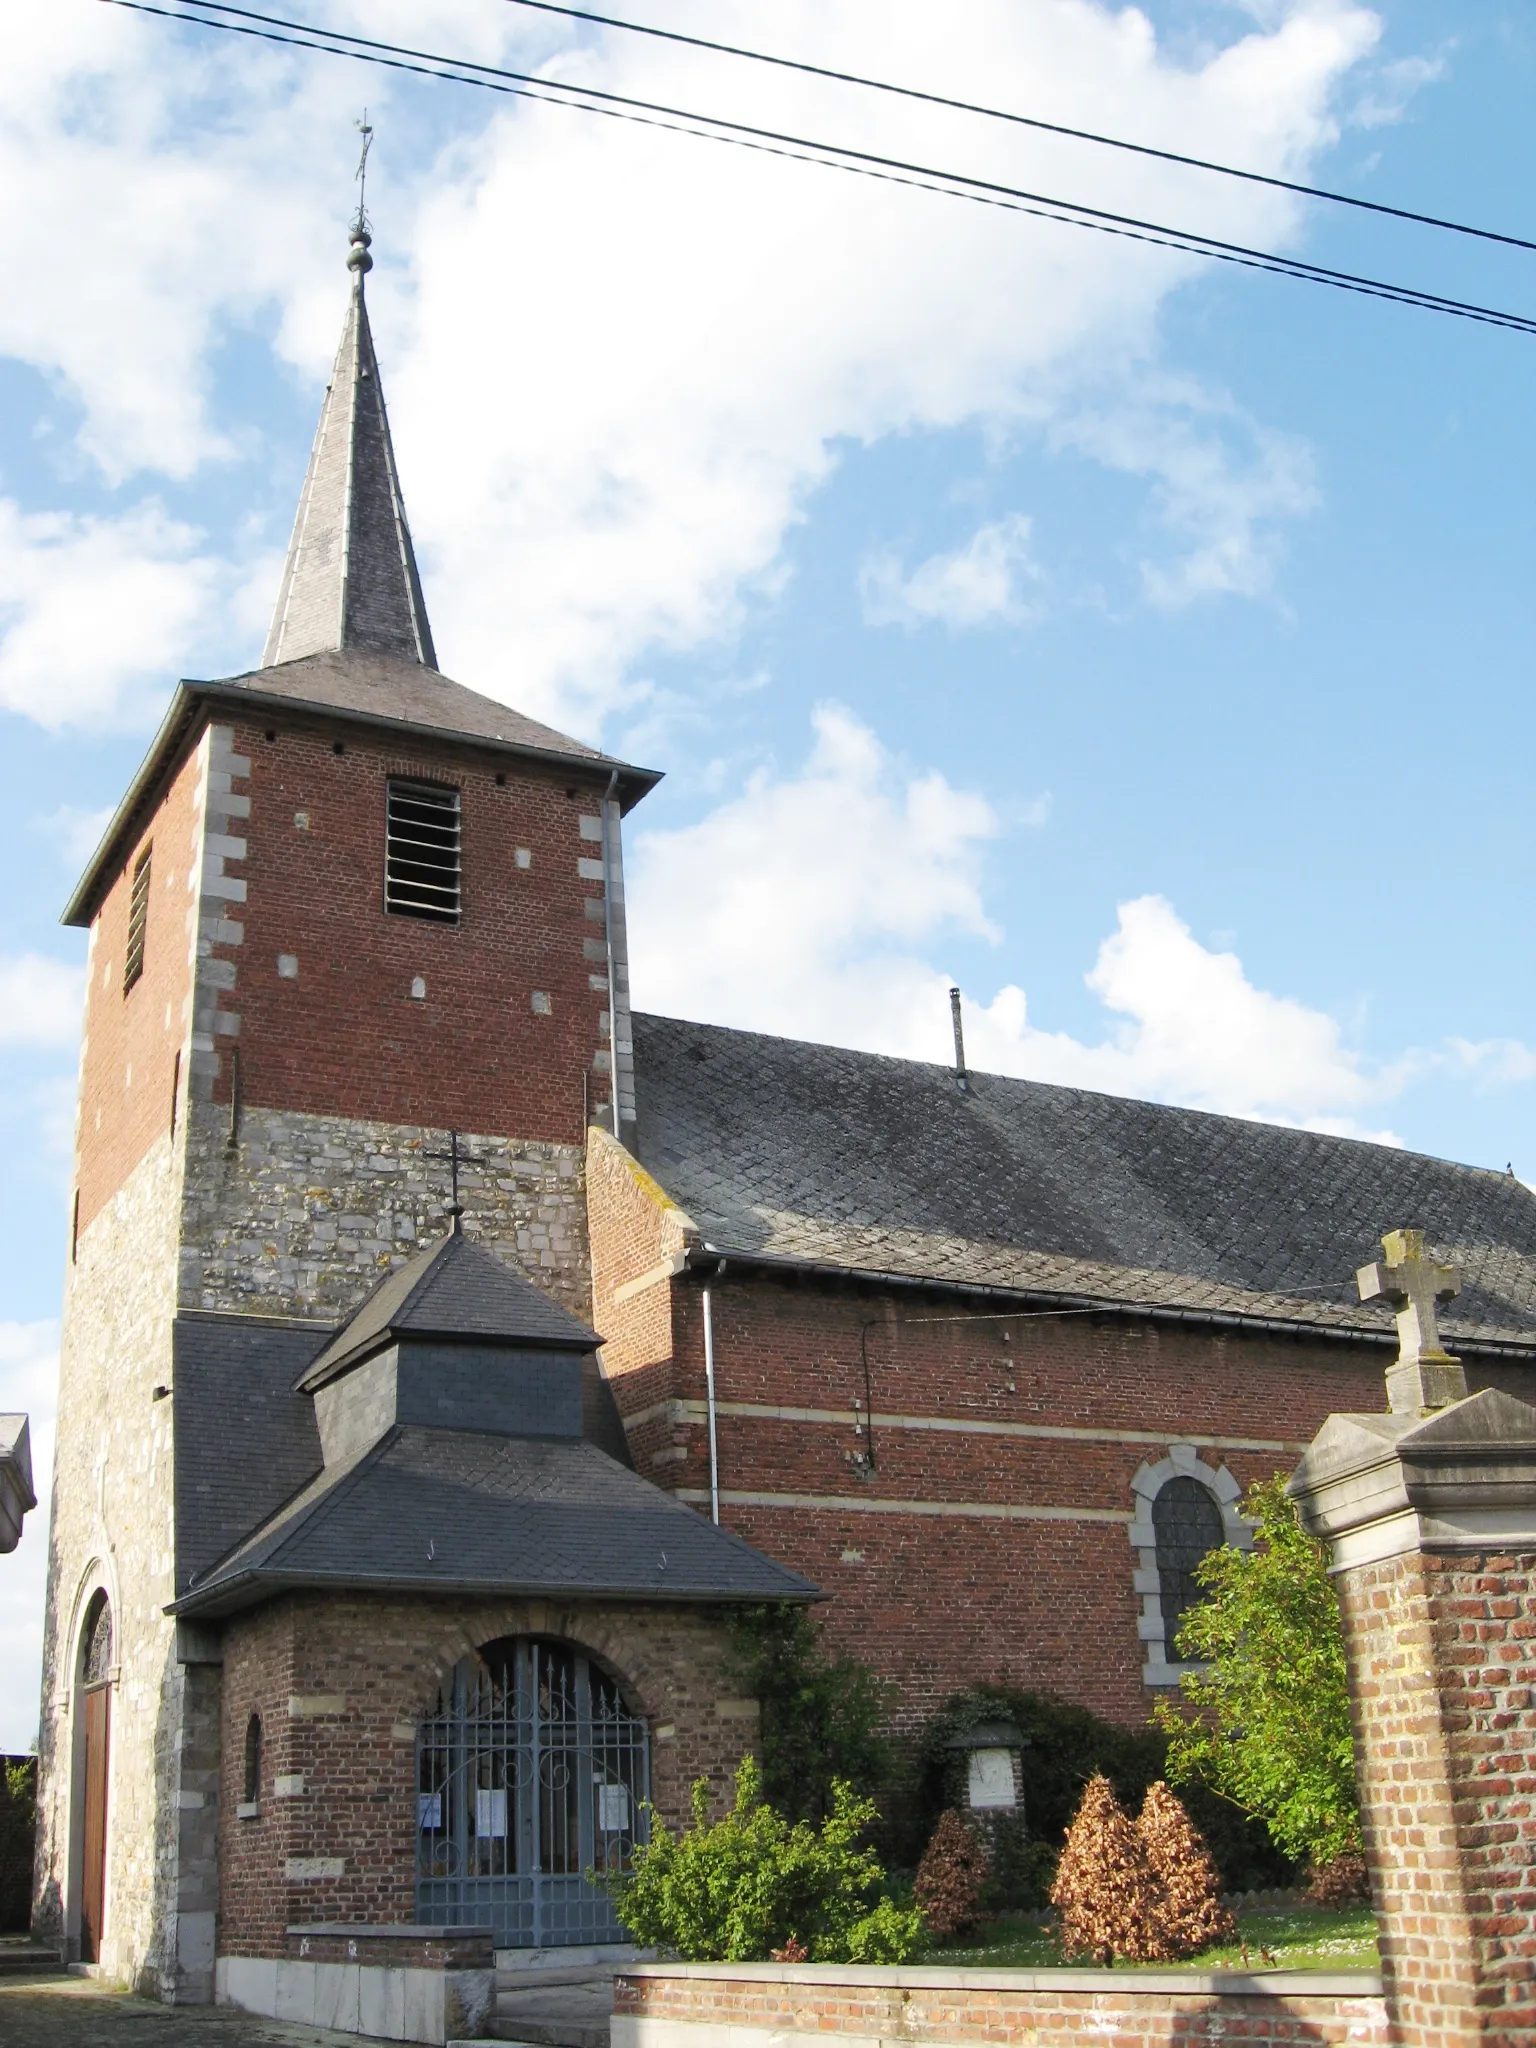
[261, 218, 437, 670]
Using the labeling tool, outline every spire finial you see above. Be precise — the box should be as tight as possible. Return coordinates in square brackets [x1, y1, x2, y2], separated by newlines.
[348, 112, 374, 276]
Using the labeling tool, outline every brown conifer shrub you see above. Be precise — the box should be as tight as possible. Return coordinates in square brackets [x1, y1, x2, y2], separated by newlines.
[1305, 1850, 1369, 1906]
[1049, 1772, 1174, 1964]
[914, 1810, 988, 1942]
[1137, 1781, 1236, 1957]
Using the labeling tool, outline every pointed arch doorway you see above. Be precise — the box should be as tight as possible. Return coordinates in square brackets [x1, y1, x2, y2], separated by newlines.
[78, 1592, 113, 1964]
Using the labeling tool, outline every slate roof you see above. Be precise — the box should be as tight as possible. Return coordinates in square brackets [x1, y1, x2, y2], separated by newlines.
[262, 261, 436, 669]
[171, 1426, 816, 1619]
[173, 1317, 327, 1595]
[301, 1231, 601, 1388]
[631, 1014, 1536, 1356]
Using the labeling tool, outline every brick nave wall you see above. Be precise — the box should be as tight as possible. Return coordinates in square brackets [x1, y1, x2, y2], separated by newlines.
[587, 1193, 1536, 1731]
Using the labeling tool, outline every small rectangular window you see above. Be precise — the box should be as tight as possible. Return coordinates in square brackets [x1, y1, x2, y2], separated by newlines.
[385, 781, 461, 925]
[123, 845, 152, 994]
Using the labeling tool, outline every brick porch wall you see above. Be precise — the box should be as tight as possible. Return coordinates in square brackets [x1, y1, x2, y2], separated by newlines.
[218, 1592, 757, 1957]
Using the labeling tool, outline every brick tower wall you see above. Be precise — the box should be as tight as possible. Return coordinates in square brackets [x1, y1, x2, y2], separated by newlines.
[38, 703, 637, 1995]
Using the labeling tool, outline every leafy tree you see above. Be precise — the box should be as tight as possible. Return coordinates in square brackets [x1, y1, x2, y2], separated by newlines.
[722, 1606, 894, 1823]
[604, 1756, 923, 1963]
[1155, 1477, 1360, 1867]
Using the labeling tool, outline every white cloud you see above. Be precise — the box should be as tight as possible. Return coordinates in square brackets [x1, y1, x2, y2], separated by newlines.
[0, 1320, 58, 1753]
[1055, 383, 1319, 605]
[1350, 51, 1448, 129]
[861, 515, 1042, 630]
[0, 955, 84, 1048]
[4, 0, 1382, 728]
[1449, 1038, 1536, 1088]
[0, 500, 223, 728]
[38, 804, 116, 872]
[629, 707, 1398, 1135]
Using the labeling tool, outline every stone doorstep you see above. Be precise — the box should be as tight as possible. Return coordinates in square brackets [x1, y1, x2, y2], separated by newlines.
[0, 1940, 65, 1977]
[481, 2021, 610, 2048]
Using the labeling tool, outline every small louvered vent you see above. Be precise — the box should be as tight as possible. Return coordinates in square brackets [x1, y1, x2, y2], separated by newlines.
[124, 844, 152, 994]
[386, 781, 461, 924]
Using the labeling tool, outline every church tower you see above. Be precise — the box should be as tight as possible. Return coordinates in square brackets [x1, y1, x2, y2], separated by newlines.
[32, 217, 661, 1998]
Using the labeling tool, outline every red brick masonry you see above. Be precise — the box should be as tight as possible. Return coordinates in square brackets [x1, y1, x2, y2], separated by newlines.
[611, 1963, 1388, 2048]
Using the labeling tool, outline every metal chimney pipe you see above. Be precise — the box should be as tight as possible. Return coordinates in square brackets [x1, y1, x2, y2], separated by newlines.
[949, 986, 967, 1081]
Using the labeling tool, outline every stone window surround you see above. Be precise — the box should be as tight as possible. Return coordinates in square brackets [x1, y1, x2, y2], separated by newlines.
[1129, 1445, 1250, 1687]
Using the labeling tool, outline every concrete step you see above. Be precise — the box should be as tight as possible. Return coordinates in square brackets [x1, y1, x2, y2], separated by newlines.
[485, 2017, 610, 2048]
[489, 1966, 615, 2048]
[0, 1939, 66, 1976]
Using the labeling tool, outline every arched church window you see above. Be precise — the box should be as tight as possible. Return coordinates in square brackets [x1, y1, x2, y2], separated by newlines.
[83, 1592, 113, 1687]
[1130, 1449, 1249, 1686]
[243, 1715, 262, 1806]
[1151, 1476, 1226, 1655]
[416, 1636, 648, 1949]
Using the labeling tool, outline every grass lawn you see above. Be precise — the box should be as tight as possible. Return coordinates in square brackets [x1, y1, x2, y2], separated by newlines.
[925, 1904, 1379, 1972]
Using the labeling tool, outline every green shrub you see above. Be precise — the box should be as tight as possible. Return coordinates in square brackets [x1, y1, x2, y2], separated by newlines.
[722, 1606, 894, 1823]
[604, 1756, 923, 1963]
[0, 1757, 37, 1934]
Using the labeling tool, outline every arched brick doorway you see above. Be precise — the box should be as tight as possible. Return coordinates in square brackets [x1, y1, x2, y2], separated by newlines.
[78, 1592, 113, 1964]
[416, 1635, 649, 1947]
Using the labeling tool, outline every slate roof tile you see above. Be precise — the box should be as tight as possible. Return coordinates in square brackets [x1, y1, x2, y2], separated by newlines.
[632, 1014, 1536, 1351]
[172, 1426, 815, 1617]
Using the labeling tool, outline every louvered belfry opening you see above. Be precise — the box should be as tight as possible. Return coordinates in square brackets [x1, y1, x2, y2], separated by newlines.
[123, 844, 152, 994]
[386, 779, 462, 924]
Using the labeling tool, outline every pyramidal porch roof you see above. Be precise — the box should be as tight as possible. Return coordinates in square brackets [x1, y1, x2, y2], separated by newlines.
[63, 218, 659, 929]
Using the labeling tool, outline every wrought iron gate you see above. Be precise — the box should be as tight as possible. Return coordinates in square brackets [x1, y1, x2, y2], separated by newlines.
[416, 1637, 649, 1948]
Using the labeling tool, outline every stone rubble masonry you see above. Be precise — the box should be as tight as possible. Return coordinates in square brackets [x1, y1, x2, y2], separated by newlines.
[218, 1591, 757, 1957]
[32, 1127, 219, 2003]
[611, 1962, 1389, 2048]
[587, 1130, 1536, 1733]
[180, 1095, 590, 1322]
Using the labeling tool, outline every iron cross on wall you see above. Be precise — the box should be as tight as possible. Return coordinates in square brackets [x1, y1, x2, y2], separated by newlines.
[421, 1130, 490, 1234]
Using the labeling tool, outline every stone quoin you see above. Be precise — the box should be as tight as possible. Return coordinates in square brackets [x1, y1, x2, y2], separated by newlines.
[31, 210, 1536, 2043]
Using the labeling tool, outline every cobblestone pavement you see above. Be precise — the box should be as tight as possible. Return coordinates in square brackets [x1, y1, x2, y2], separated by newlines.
[0, 1976, 392, 2048]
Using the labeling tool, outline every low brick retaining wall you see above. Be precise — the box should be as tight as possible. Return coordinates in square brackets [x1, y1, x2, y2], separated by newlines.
[612, 1961, 1388, 2048]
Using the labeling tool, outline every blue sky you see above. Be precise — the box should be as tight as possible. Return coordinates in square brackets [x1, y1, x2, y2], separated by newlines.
[0, 0, 1531, 1743]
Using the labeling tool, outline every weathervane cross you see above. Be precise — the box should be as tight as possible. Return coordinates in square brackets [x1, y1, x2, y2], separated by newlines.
[421, 1129, 486, 1236]
[1357, 1227, 1468, 1415]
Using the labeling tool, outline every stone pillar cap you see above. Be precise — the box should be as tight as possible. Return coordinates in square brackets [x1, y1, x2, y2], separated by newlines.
[1290, 1387, 1536, 1565]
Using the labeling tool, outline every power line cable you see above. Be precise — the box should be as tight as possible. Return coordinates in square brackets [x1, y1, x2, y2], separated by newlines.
[101, 0, 1536, 336]
[495, 0, 1536, 257]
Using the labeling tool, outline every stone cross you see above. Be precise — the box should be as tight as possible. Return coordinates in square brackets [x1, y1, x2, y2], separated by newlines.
[1357, 1227, 1468, 1416]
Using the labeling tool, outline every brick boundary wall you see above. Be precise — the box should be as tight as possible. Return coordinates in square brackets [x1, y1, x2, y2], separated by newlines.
[611, 1963, 1389, 2048]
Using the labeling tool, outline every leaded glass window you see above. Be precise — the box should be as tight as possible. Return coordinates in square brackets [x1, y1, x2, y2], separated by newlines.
[1151, 1475, 1225, 1658]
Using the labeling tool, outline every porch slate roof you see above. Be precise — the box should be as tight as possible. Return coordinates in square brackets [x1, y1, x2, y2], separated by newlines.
[170, 1425, 815, 1619]
[630, 1014, 1536, 1356]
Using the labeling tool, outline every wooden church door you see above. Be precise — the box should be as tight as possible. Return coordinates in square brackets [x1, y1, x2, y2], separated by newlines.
[79, 1596, 113, 1964]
